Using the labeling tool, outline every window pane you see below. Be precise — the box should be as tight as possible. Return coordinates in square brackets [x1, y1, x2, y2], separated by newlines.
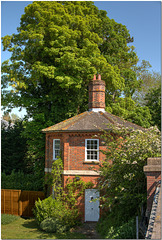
[55, 140, 60, 144]
[54, 139, 60, 160]
[55, 150, 60, 158]
[87, 154, 90, 159]
[86, 139, 98, 160]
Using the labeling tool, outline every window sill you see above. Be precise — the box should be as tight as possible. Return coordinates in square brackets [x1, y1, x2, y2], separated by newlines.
[83, 160, 99, 164]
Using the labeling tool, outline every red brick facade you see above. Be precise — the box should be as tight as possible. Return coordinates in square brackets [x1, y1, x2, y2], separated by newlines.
[143, 158, 161, 213]
[45, 131, 107, 221]
[45, 132, 106, 171]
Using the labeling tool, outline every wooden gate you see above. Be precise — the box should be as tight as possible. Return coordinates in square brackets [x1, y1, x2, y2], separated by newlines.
[1, 189, 45, 217]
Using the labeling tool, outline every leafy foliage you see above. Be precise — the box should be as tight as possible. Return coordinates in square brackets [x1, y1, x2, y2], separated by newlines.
[1, 1, 156, 198]
[35, 158, 94, 231]
[107, 98, 152, 128]
[145, 84, 161, 130]
[46, 157, 93, 203]
[98, 124, 161, 217]
[21, 114, 50, 186]
[1, 119, 28, 174]
[97, 216, 136, 239]
[2, 1, 140, 124]
[97, 124, 161, 239]
[1, 170, 43, 191]
[34, 196, 80, 231]
[133, 60, 161, 106]
[40, 217, 67, 234]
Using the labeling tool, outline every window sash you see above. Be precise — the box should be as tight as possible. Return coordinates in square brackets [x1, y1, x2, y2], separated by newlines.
[53, 139, 60, 160]
[85, 139, 99, 161]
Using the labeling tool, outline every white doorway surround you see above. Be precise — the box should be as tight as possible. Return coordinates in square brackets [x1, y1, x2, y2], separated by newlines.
[85, 189, 100, 222]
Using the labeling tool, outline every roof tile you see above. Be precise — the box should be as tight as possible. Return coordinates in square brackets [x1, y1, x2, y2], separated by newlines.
[42, 111, 145, 133]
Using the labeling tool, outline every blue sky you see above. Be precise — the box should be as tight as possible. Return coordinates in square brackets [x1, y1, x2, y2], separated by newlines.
[1, 1, 161, 117]
[1, 1, 161, 73]
[94, 1, 161, 73]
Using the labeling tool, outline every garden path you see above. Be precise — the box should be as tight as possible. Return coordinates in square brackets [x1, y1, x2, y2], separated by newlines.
[71, 222, 102, 239]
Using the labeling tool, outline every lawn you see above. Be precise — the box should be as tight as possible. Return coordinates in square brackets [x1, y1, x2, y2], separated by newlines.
[1, 215, 86, 239]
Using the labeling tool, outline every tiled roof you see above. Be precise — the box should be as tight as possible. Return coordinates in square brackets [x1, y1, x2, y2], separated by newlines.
[42, 111, 145, 133]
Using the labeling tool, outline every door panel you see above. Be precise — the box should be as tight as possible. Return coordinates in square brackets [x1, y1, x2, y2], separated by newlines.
[85, 189, 100, 222]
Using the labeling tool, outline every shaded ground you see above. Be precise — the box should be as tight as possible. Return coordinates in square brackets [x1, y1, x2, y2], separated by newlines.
[71, 222, 102, 239]
[1, 217, 86, 239]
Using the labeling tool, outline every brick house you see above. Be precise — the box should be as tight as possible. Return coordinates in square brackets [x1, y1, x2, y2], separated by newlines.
[42, 74, 144, 222]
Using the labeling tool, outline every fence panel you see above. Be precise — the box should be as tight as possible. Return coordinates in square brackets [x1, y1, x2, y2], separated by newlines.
[1, 189, 45, 217]
[1, 189, 21, 216]
[21, 190, 45, 217]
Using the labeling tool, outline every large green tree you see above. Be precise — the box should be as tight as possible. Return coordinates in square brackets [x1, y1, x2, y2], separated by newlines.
[133, 60, 161, 106]
[1, 119, 28, 174]
[2, 2, 152, 184]
[145, 84, 161, 130]
[2, 1, 139, 123]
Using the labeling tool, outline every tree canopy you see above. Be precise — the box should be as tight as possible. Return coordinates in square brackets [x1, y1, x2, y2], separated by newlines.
[2, 1, 159, 185]
[2, 1, 140, 124]
[1, 119, 28, 174]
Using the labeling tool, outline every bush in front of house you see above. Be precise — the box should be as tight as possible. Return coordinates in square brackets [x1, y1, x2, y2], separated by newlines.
[34, 196, 80, 233]
[40, 217, 67, 233]
[97, 213, 136, 239]
[1, 214, 19, 225]
[34, 159, 94, 233]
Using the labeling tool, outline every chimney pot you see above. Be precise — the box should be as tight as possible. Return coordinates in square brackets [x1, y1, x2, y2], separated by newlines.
[88, 74, 105, 112]
[97, 74, 101, 80]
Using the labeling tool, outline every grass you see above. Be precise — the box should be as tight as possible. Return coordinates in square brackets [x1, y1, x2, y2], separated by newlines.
[1, 215, 87, 239]
[1, 214, 19, 225]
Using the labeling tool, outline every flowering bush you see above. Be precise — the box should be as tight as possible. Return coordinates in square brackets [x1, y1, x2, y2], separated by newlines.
[99, 124, 161, 217]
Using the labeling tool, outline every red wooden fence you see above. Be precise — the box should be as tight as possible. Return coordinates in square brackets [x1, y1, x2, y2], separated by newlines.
[1, 189, 45, 217]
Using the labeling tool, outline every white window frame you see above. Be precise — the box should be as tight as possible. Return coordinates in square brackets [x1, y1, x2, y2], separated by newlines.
[53, 139, 60, 160]
[85, 139, 99, 161]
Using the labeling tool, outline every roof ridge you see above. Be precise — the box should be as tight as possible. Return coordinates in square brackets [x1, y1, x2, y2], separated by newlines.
[99, 111, 115, 124]
[42, 111, 87, 132]
[62, 111, 88, 130]
[103, 111, 145, 130]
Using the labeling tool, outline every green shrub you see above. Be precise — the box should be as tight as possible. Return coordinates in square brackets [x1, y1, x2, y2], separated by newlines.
[34, 196, 80, 230]
[1, 170, 43, 191]
[40, 217, 67, 233]
[105, 218, 136, 239]
[1, 214, 19, 225]
[97, 213, 136, 239]
[40, 218, 58, 233]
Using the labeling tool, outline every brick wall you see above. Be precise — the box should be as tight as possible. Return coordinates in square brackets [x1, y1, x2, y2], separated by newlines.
[63, 175, 100, 221]
[45, 132, 106, 171]
[143, 157, 161, 213]
[45, 131, 106, 221]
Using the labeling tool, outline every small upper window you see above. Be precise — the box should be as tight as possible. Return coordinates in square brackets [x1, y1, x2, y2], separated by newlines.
[53, 139, 60, 160]
[85, 139, 99, 161]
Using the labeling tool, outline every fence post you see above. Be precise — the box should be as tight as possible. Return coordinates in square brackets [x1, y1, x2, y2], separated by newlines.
[136, 216, 139, 239]
[18, 190, 22, 216]
[4, 190, 5, 213]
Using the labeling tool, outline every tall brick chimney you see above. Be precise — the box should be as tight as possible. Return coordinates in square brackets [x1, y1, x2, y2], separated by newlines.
[88, 74, 105, 112]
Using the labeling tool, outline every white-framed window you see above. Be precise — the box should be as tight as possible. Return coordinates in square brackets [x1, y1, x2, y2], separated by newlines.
[53, 139, 60, 160]
[85, 139, 99, 161]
